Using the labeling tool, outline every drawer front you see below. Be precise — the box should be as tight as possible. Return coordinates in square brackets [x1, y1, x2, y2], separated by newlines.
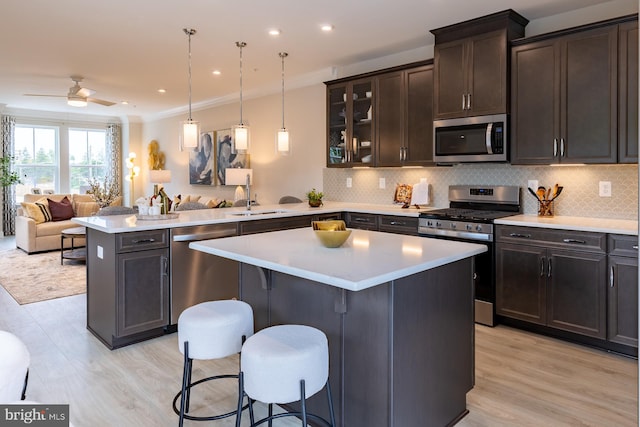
[378, 215, 418, 235]
[609, 234, 639, 258]
[117, 230, 169, 252]
[345, 212, 378, 230]
[239, 216, 312, 235]
[496, 225, 606, 253]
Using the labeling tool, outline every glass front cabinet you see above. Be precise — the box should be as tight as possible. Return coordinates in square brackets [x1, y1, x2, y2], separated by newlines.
[327, 78, 374, 167]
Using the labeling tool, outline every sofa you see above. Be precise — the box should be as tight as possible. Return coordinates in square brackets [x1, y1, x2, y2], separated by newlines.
[15, 193, 120, 254]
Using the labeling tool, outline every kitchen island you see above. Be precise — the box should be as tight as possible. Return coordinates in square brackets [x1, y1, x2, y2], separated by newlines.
[190, 227, 487, 427]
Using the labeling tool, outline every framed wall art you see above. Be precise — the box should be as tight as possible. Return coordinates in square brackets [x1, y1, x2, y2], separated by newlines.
[189, 131, 215, 185]
[215, 129, 249, 185]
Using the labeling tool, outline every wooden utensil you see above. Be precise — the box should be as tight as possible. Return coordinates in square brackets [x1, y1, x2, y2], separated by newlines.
[537, 186, 546, 201]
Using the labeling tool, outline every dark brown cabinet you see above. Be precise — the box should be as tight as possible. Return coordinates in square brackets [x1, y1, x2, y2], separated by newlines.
[378, 215, 418, 236]
[511, 18, 637, 164]
[431, 10, 527, 120]
[376, 64, 434, 166]
[326, 61, 433, 168]
[344, 212, 378, 230]
[496, 226, 607, 339]
[618, 20, 638, 163]
[607, 234, 638, 347]
[87, 229, 170, 349]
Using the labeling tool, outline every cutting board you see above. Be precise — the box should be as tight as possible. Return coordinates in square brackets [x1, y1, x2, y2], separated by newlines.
[410, 182, 429, 206]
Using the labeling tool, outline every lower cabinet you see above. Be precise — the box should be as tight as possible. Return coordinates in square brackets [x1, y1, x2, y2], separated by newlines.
[608, 234, 638, 347]
[344, 212, 379, 230]
[496, 226, 607, 340]
[87, 228, 170, 349]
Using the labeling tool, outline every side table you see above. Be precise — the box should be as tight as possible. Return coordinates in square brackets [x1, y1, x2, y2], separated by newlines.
[61, 226, 87, 265]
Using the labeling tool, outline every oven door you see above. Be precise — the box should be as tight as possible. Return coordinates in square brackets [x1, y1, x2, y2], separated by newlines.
[419, 232, 495, 326]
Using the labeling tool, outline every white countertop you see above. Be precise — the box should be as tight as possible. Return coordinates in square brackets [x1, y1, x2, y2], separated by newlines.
[189, 228, 487, 292]
[495, 214, 638, 236]
[72, 201, 429, 233]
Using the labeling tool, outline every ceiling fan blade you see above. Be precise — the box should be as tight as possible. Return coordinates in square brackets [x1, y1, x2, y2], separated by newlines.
[87, 97, 116, 107]
[23, 94, 67, 98]
[76, 87, 95, 98]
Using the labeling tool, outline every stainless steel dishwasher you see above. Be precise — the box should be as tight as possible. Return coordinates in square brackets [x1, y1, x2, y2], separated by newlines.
[170, 223, 239, 324]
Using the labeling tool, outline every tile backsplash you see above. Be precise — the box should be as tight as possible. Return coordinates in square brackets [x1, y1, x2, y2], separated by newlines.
[324, 164, 638, 220]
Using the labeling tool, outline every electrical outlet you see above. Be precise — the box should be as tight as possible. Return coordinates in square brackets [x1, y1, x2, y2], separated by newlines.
[528, 180, 539, 191]
[346, 177, 352, 188]
[599, 181, 612, 197]
[379, 178, 386, 189]
[97, 245, 103, 259]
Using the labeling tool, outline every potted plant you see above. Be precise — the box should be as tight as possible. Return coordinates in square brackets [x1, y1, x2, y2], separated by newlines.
[0, 155, 22, 188]
[87, 175, 120, 208]
[306, 188, 324, 207]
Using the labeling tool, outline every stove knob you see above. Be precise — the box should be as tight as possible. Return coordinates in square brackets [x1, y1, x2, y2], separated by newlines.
[450, 223, 457, 229]
[476, 225, 483, 232]
[435, 221, 442, 228]
[427, 220, 433, 227]
[465, 224, 473, 231]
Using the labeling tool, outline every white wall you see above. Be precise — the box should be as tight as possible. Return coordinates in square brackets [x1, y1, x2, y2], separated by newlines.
[140, 84, 326, 205]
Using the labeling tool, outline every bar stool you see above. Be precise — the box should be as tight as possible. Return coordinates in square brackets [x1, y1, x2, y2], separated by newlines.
[236, 324, 335, 427]
[172, 300, 254, 426]
[0, 331, 30, 402]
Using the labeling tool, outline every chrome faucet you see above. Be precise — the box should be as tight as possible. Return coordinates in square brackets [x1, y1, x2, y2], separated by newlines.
[246, 173, 251, 211]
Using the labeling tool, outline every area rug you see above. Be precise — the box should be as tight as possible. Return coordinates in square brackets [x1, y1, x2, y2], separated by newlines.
[0, 249, 86, 304]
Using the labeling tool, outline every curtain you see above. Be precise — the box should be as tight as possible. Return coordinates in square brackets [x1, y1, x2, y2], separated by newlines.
[1, 115, 16, 236]
[105, 123, 122, 193]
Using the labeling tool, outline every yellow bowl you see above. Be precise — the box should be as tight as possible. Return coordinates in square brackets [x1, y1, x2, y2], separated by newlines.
[312, 220, 346, 231]
[314, 229, 352, 248]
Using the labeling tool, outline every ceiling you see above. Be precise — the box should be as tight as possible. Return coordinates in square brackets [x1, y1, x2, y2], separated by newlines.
[0, 0, 621, 120]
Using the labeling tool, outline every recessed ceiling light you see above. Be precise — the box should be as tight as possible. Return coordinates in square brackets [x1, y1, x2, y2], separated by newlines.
[321, 24, 334, 32]
[268, 28, 281, 36]
[212, 70, 221, 75]
[157, 88, 166, 93]
[121, 101, 129, 105]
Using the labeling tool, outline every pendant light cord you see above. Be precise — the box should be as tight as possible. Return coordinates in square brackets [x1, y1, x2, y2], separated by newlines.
[237, 42, 247, 125]
[279, 52, 288, 129]
[184, 28, 196, 121]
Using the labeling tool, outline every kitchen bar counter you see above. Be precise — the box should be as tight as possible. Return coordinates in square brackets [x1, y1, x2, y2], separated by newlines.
[190, 228, 486, 427]
[190, 227, 486, 291]
[495, 214, 638, 235]
[72, 201, 427, 233]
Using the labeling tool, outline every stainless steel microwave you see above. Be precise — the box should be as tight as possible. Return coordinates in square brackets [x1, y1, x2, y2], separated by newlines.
[433, 114, 508, 163]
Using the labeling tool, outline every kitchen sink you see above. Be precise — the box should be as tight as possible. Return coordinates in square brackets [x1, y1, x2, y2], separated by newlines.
[228, 209, 292, 217]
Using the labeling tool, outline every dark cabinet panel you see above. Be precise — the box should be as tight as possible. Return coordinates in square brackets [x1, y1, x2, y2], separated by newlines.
[405, 66, 434, 165]
[376, 71, 404, 165]
[512, 22, 623, 164]
[239, 215, 312, 235]
[344, 212, 378, 230]
[434, 40, 467, 118]
[618, 20, 638, 163]
[608, 234, 638, 347]
[378, 215, 418, 236]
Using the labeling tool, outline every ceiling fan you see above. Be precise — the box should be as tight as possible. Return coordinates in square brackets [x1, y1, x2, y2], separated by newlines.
[24, 75, 116, 107]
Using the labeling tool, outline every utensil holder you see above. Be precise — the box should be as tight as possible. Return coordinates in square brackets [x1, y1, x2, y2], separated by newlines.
[538, 200, 554, 217]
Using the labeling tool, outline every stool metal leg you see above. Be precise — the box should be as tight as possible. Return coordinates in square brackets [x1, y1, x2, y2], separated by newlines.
[21, 369, 29, 401]
[326, 380, 336, 427]
[236, 372, 244, 427]
[268, 403, 273, 427]
[299, 379, 307, 427]
[178, 341, 190, 427]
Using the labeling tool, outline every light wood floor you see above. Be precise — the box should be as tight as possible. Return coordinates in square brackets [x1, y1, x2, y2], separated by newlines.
[0, 234, 637, 426]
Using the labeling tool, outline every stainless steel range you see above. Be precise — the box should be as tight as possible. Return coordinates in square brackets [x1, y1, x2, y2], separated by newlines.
[418, 185, 521, 326]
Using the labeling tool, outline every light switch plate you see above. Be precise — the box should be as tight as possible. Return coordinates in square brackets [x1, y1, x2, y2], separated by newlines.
[379, 178, 386, 189]
[346, 177, 352, 188]
[97, 245, 103, 259]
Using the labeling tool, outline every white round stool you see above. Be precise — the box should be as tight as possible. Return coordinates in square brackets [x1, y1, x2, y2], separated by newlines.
[172, 300, 254, 427]
[0, 331, 30, 402]
[237, 325, 335, 427]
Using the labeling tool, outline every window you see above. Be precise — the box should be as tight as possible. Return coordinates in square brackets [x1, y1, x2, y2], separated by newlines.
[13, 124, 108, 202]
[69, 129, 107, 194]
[14, 125, 58, 201]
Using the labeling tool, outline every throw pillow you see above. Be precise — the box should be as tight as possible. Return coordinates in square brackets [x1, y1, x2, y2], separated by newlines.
[75, 201, 100, 217]
[48, 196, 74, 221]
[20, 198, 52, 224]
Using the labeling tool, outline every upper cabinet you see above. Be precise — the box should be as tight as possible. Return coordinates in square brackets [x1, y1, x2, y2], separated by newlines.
[431, 10, 528, 120]
[511, 15, 638, 165]
[326, 61, 433, 168]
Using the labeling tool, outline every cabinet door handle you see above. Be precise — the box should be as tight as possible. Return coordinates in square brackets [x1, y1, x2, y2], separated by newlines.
[562, 238, 586, 245]
[399, 147, 403, 161]
[540, 256, 545, 277]
[610, 265, 615, 288]
[462, 94, 466, 110]
[467, 93, 471, 110]
[560, 138, 565, 157]
[633, 245, 638, 250]
[132, 238, 156, 244]
[553, 138, 558, 157]
[548, 258, 552, 278]
[390, 221, 406, 226]
[509, 233, 531, 239]
[162, 256, 169, 277]
[403, 147, 407, 161]
[354, 217, 371, 222]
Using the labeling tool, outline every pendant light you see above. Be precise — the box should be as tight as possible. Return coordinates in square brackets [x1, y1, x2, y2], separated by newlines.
[179, 28, 199, 151]
[233, 41, 249, 153]
[276, 52, 290, 155]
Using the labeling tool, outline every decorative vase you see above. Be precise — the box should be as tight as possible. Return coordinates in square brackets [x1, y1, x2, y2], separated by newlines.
[308, 199, 323, 208]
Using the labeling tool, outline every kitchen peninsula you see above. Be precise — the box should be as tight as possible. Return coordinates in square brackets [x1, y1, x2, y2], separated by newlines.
[190, 227, 486, 427]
